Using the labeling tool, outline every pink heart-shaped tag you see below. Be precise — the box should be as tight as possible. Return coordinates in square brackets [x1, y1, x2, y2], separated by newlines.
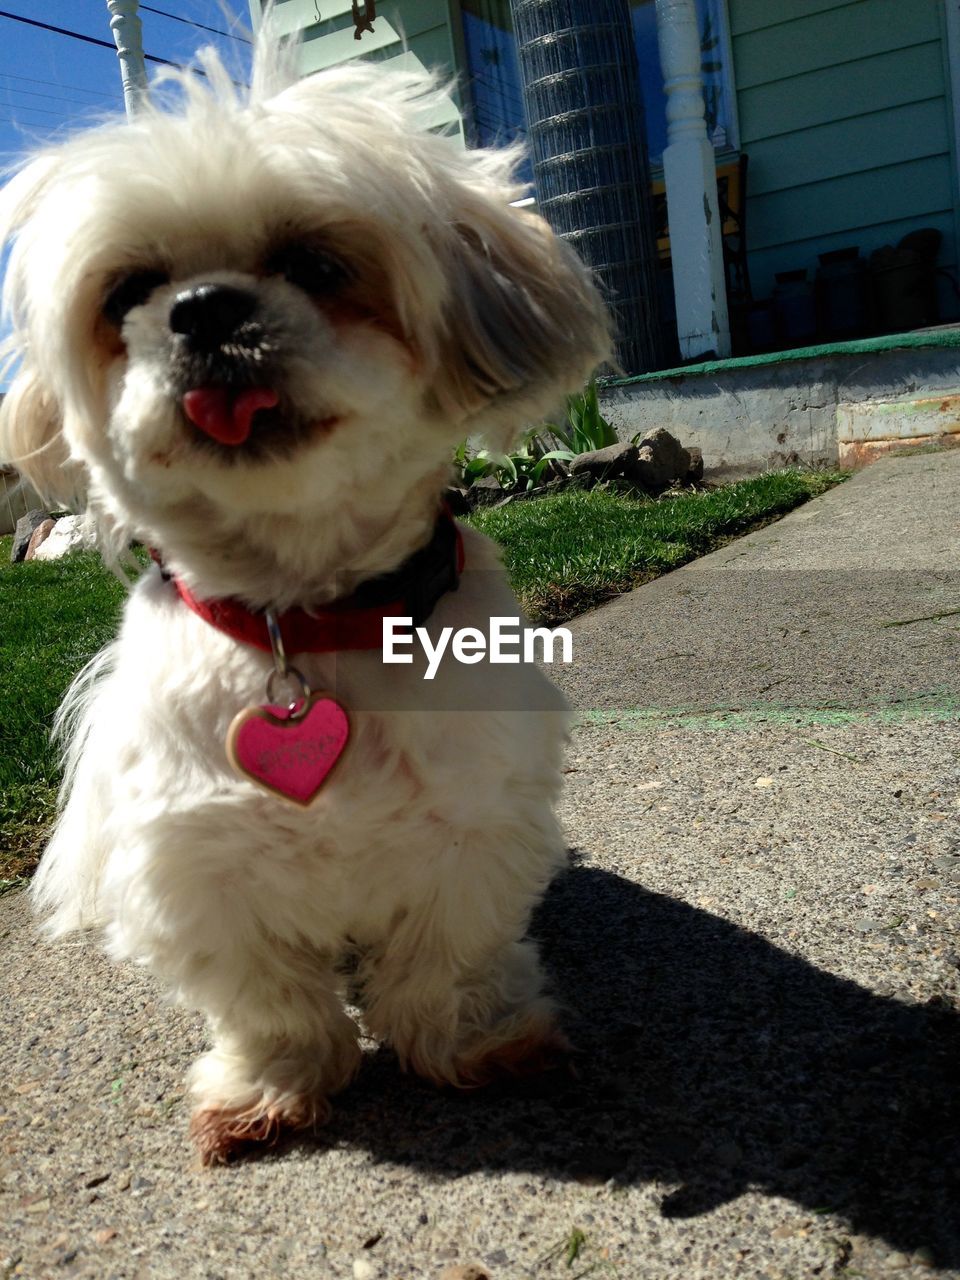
[226, 692, 350, 805]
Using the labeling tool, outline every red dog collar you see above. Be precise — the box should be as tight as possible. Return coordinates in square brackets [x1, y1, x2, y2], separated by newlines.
[155, 509, 464, 654]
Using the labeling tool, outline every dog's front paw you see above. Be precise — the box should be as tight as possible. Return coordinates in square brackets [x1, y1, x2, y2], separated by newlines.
[190, 1091, 329, 1165]
[187, 1037, 360, 1165]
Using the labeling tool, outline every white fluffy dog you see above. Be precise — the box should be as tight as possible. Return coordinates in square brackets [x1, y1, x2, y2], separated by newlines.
[0, 44, 609, 1163]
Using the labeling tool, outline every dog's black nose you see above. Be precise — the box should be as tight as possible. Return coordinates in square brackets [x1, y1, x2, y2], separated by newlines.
[169, 284, 258, 351]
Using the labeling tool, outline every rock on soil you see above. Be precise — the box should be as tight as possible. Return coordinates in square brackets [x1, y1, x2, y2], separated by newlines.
[11, 508, 52, 562]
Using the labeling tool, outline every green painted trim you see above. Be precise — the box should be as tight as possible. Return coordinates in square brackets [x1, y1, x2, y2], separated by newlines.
[575, 691, 960, 733]
[603, 328, 960, 387]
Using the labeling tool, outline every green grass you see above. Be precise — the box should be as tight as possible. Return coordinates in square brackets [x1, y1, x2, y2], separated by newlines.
[0, 535, 128, 883]
[0, 467, 846, 879]
[467, 468, 846, 624]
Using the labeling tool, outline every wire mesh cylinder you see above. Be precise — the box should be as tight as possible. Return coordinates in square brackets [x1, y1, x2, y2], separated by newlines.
[509, 0, 663, 374]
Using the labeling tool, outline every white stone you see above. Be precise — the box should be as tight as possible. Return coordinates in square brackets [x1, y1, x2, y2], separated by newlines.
[33, 516, 90, 561]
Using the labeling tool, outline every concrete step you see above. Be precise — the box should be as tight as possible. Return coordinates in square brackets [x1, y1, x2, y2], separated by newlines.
[600, 330, 960, 475]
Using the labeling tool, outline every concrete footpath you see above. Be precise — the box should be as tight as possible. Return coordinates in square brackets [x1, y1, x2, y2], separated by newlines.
[3, 453, 960, 1280]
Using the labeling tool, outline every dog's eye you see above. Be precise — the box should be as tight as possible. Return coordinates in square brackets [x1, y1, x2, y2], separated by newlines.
[264, 244, 348, 296]
[103, 270, 170, 327]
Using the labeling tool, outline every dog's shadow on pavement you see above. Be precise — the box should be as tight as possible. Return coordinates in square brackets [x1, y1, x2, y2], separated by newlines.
[326, 854, 960, 1265]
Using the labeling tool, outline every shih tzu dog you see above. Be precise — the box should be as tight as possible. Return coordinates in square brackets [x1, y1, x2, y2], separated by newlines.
[0, 43, 609, 1163]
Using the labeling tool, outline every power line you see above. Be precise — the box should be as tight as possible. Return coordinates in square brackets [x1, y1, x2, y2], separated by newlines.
[0, 70, 122, 100]
[0, 111, 72, 133]
[0, 99, 69, 120]
[0, 83, 121, 110]
[0, 10, 179, 67]
[138, 5, 251, 44]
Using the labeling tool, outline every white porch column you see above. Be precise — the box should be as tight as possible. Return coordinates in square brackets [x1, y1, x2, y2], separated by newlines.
[656, 0, 730, 359]
[106, 0, 149, 118]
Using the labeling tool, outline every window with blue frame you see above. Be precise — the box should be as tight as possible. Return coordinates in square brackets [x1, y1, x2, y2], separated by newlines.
[460, 0, 737, 168]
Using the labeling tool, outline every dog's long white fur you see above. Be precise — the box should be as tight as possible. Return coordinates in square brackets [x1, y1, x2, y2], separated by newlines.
[0, 41, 610, 1157]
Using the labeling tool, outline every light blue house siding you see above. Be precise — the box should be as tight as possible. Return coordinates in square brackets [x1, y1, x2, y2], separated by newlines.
[732, 0, 960, 320]
[251, 0, 960, 325]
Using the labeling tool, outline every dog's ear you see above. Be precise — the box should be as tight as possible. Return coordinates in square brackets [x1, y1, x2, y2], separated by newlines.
[0, 366, 81, 507]
[433, 201, 612, 444]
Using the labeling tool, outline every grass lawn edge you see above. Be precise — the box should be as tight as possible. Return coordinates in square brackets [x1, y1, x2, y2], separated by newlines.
[465, 467, 848, 625]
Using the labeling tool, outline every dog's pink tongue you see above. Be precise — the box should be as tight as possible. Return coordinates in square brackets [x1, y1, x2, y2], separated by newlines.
[182, 387, 279, 445]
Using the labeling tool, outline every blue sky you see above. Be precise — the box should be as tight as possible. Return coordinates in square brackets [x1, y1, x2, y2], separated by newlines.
[0, 2, 253, 166]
